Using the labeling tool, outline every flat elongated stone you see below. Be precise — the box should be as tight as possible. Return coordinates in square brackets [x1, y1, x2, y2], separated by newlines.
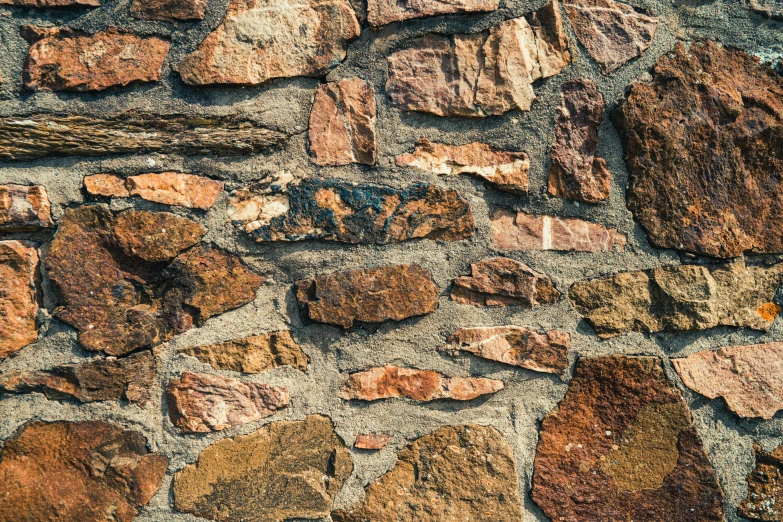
[491, 209, 625, 251]
[441, 326, 569, 373]
[569, 262, 783, 338]
[451, 256, 560, 307]
[615, 41, 783, 258]
[179, 331, 308, 373]
[0, 0, 98, 6]
[386, 1, 570, 117]
[739, 443, 783, 521]
[341, 366, 504, 401]
[332, 425, 523, 522]
[531, 356, 724, 521]
[368, 0, 497, 27]
[176, 0, 360, 85]
[85, 172, 224, 209]
[173, 415, 352, 521]
[295, 264, 439, 328]
[131, 0, 207, 21]
[0, 241, 40, 358]
[396, 138, 529, 194]
[0, 421, 168, 522]
[0, 185, 53, 231]
[355, 433, 392, 450]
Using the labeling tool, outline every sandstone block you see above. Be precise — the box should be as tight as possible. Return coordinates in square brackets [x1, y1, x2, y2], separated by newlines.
[0, 241, 40, 358]
[739, 443, 783, 521]
[85, 172, 224, 209]
[451, 256, 560, 307]
[179, 331, 308, 373]
[131, 0, 207, 21]
[491, 209, 624, 251]
[0, 185, 53, 231]
[368, 0, 497, 27]
[355, 433, 392, 450]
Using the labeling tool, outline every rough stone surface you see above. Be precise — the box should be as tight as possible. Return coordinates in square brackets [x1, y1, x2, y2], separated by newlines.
[173, 415, 352, 521]
[0, 420, 168, 522]
[354, 432, 392, 450]
[332, 424, 523, 521]
[130, 0, 207, 21]
[0, 0, 98, 6]
[531, 355, 724, 521]
[746, 0, 783, 19]
[179, 331, 308, 374]
[0, 184, 53, 231]
[0, 241, 40, 358]
[85, 172, 224, 210]
[739, 443, 783, 521]
[451, 256, 560, 307]
[368, 0, 497, 27]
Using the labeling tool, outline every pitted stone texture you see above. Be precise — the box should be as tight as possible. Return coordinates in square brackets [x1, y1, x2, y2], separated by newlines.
[368, 0, 497, 27]
[396, 138, 529, 194]
[112, 209, 205, 262]
[179, 331, 308, 374]
[441, 326, 569, 374]
[569, 262, 783, 338]
[615, 41, 783, 258]
[745, 0, 783, 19]
[332, 424, 523, 522]
[173, 415, 352, 521]
[0, 420, 168, 522]
[0, 185, 53, 231]
[0, 0, 98, 6]
[0, 241, 40, 358]
[739, 443, 783, 521]
[176, 0, 360, 85]
[340, 366, 504, 401]
[295, 264, 438, 328]
[451, 256, 560, 307]
[531, 355, 724, 522]
[355, 433, 392, 450]
[85, 172, 224, 209]
[386, 0, 570, 117]
[131, 0, 207, 21]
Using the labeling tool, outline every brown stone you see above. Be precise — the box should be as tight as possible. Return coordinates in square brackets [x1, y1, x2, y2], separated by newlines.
[548, 78, 611, 203]
[569, 261, 783, 338]
[179, 331, 308, 374]
[173, 415, 352, 521]
[166, 371, 289, 433]
[491, 209, 625, 251]
[386, 1, 570, 117]
[0, 0, 98, 7]
[0, 185, 53, 231]
[396, 138, 529, 194]
[564, 0, 658, 73]
[83, 174, 130, 198]
[309, 78, 377, 166]
[295, 264, 439, 328]
[85, 172, 224, 209]
[0, 420, 168, 522]
[176, 0, 360, 85]
[0, 241, 40, 358]
[531, 355, 724, 522]
[451, 256, 560, 307]
[112, 210, 205, 262]
[130, 0, 207, 21]
[746, 0, 783, 18]
[615, 41, 783, 258]
[0, 350, 155, 404]
[332, 424, 523, 521]
[739, 443, 783, 521]
[441, 326, 569, 374]
[368, 0, 497, 26]
[355, 433, 393, 450]
[22, 26, 169, 92]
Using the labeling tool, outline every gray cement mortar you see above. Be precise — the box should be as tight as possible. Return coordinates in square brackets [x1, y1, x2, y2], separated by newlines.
[1, 0, 782, 520]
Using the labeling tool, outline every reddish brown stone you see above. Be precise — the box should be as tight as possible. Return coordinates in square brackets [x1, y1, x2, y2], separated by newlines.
[179, 331, 308, 374]
[85, 172, 224, 209]
[355, 433, 393, 450]
[22, 27, 169, 92]
[368, 0, 497, 27]
[451, 257, 560, 307]
[0, 185, 53, 231]
[739, 442, 783, 521]
[0, 420, 168, 522]
[531, 355, 724, 522]
[130, 0, 207, 21]
[0, 0, 98, 6]
[112, 210, 205, 263]
[84, 174, 130, 198]
[0, 241, 40, 358]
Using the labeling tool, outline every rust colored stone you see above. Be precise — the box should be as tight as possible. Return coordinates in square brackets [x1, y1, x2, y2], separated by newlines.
[355, 433, 393, 450]
[0, 184, 53, 231]
[83, 174, 130, 198]
[451, 256, 560, 307]
[739, 442, 783, 521]
[179, 331, 308, 374]
[0, 241, 40, 358]
[531, 355, 724, 522]
[131, 0, 207, 21]
[368, 0, 497, 27]
[0, 420, 168, 522]
[0, 0, 98, 6]
[112, 210, 205, 263]
[85, 172, 224, 209]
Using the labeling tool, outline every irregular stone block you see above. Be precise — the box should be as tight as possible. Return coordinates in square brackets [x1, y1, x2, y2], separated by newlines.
[746, 0, 783, 18]
[569, 262, 783, 338]
[451, 256, 560, 307]
[491, 209, 625, 251]
[355, 433, 392, 450]
[0, 185, 53, 231]
[614, 41, 783, 258]
[0, 241, 40, 358]
[0, 420, 168, 522]
[386, 0, 570, 117]
[179, 331, 308, 374]
[309, 78, 376, 166]
[173, 415, 352, 521]
[531, 355, 724, 521]
[739, 442, 783, 521]
[84, 174, 130, 198]
[295, 264, 439, 328]
[332, 424, 523, 521]
[112, 209, 206, 262]
[131, 0, 207, 21]
[85, 172, 224, 209]
[396, 138, 529, 194]
[176, 0, 360, 85]
[368, 0, 497, 27]
[0, 0, 98, 6]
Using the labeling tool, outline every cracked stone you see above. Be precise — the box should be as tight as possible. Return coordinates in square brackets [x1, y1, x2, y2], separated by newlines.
[491, 209, 625, 251]
[739, 442, 783, 521]
[85, 172, 224, 210]
[0, 241, 40, 358]
[451, 256, 560, 307]
[0, 184, 53, 231]
[368, 0, 497, 27]
[179, 331, 308, 374]
[131, 0, 207, 21]
[355, 433, 393, 450]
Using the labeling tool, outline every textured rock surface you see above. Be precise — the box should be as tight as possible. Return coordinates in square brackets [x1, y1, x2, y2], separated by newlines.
[386, 1, 570, 116]
[0, 241, 40, 358]
[368, 0, 497, 27]
[85, 172, 224, 209]
[531, 355, 724, 521]
[0, 420, 168, 522]
[179, 331, 308, 374]
[355, 432, 392, 449]
[332, 424, 523, 521]
[746, 0, 783, 19]
[130, 0, 207, 21]
[491, 209, 625, 251]
[451, 256, 560, 307]
[0, 185, 53, 231]
[0, 0, 98, 6]
[173, 415, 352, 520]
[739, 443, 783, 521]
[548, 78, 610, 203]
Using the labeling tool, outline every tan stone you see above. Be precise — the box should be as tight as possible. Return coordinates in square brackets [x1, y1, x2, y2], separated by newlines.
[0, 185, 53, 231]
[355, 433, 393, 450]
[491, 209, 625, 251]
[451, 256, 560, 307]
[130, 0, 207, 21]
[368, 0, 497, 27]
[179, 331, 308, 374]
[0, 0, 98, 7]
[0, 241, 40, 358]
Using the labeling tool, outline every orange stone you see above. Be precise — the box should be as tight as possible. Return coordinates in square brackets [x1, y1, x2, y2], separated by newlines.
[355, 433, 393, 450]
[85, 172, 224, 210]
[451, 257, 560, 307]
[0, 184, 53, 231]
[0, 241, 40, 358]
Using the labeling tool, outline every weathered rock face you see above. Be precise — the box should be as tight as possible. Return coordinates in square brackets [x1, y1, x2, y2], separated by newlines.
[179, 331, 308, 373]
[386, 1, 570, 117]
[0, 241, 40, 358]
[0, 420, 168, 522]
[441, 326, 569, 373]
[564, 0, 658, 73]
[0, 185, 53, 231]
[45, 205, 263, 355]
[0, 350, 155, 404]
[396, 139, 529, 194]
[0, 0, 98, 6]
[295, 264, 439, 328]
[491, 209, 625, 251]
[673, 343, 783, 419]
[451, 256, 560, 307]
[176, 0, 360, 85]
[173, 415, 352, 521]
[332, 424, 523, 522]
[368, 0, 497, 27]
[548, 78, 610, 203]
[746, 0, 783, 19]
[355, 432, 392, 449]
[531, 356, 724, 521]
[130, 0, 207, 21]
[739, 443, 783, 521]
[569, 262, 783, 338]
[309, 78, 376, 166]
[615, 41, 783, 258]
[85, 172, 224, 210]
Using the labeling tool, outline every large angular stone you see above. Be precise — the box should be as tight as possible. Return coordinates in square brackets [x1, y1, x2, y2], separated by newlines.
[0, 185, 53, 231]
[131, 0, 207, 21]
[451, 256, 560, 307]
[0, 241, 40, 358]
[739, 443, 783, 521]
[332, 424, 523, 521]
[491, 209, 625, 251]
[569, 262, 783, 338]
[179, 331, 308, 373]
[173, 415, 352, 521]
[85, 172, 224, 210]
[615, 41, 783, 258]
[295, 264, 439, 328]
[531, 355, 724, 521]
[0, 421, 168, 522]
[368, 0, 497, 27]
[176, 0, 360, 85]
[386, 1, 570, 117]
[0, 0, 98, 6]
